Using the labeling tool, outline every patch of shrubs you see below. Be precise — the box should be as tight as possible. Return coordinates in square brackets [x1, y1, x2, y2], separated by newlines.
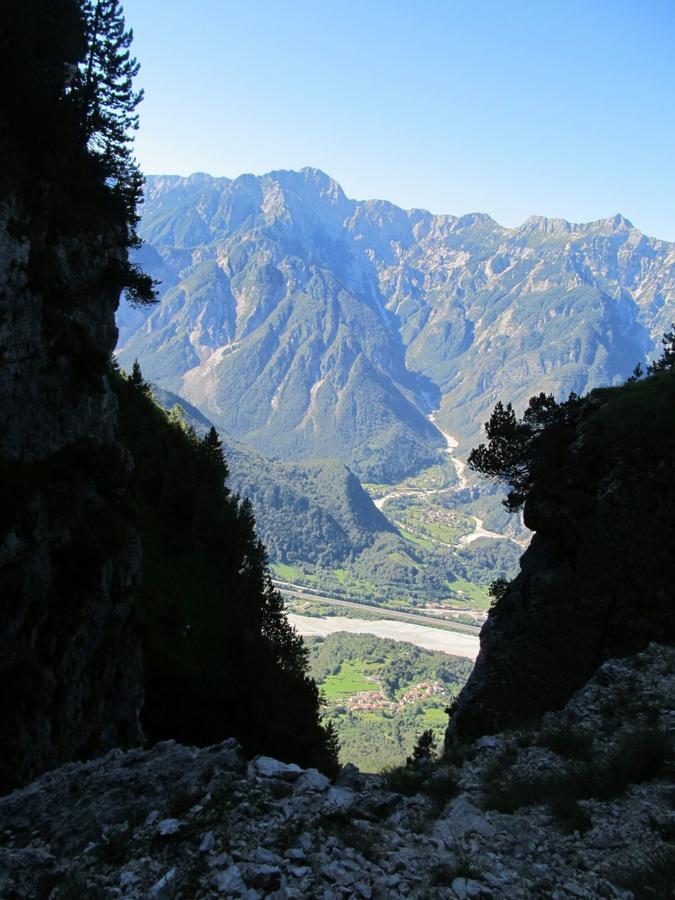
[614, 846, 675, 900]
[382, 764, 428, 797]
[95, 824, 132, 865]
[481, 726, 671, 821]
[382, 729, 459, 813]
[430, 837, 480, 885]
[548, 795, 593, 835]
[382, 761, 458, 815]
[538, 724, 593, 761]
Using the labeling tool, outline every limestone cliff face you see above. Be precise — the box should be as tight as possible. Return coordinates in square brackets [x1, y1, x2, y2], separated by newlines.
[448, 375, 675, 742]
[0, 186, 143, 794]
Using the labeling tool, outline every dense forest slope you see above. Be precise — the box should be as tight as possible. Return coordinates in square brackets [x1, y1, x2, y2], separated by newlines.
[141, 385, 521, 610]
[150, 385, 396, 566]
[448, 371, 675, 741]
[114, 375, 334, 768]
[117, 169, 675, 475]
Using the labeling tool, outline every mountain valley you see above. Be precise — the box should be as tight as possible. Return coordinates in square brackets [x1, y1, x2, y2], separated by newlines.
[116, 168, 674, 616]
[3, 4, 675, 896]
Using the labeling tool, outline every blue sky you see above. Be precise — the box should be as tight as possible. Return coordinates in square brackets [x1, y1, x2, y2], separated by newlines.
[123, 0, 675, 240]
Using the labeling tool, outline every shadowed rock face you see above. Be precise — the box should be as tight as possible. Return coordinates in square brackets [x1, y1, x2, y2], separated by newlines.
[0, 187, 143, 794]
[447, 375, 675, 743]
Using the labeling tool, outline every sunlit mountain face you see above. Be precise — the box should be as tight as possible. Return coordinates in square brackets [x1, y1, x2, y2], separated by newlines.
[118, 168, 674, 480]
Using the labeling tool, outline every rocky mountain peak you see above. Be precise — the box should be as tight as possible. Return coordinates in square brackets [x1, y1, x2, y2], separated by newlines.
[596, 212, 634, 231]
[450, 212, 500, 232]
[299, 165, 350, 206]
[517, 214, 573, 235]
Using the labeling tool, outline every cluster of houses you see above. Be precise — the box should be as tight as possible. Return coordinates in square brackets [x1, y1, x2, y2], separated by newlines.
[346, 680, 446, 713]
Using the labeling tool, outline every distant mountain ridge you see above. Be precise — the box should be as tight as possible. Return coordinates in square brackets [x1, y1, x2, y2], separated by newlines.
[117, 168, 675, 474]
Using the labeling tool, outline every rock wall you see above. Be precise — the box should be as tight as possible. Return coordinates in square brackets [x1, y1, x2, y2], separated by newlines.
[0, 186, 143, 794]
[448, 377, 675, 742]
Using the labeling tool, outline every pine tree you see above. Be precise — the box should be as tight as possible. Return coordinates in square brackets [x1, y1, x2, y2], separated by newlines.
[626, 362, 644, 383]
[80, 1, 141, 205]
[322, 721, 341, 777]
[647, 324, 675, 374]
[469, 392, 583, 511]
[128, 359, 151, 394]
[167, 404, 188, 430]
[488, 577, 510, 608]
[75, 0, 156, 305]
[201, 426, 228, 479]
[408, 728, 437, 766]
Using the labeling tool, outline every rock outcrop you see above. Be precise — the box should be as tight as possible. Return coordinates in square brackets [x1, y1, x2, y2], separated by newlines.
[0, 643, 672, 898]
[448, 374, 675, 742]
[0, 186, 143, 794]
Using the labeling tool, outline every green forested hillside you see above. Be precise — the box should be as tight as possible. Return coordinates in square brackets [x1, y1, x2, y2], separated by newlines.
[114, 371, 337, 771]
[146, 385, 521, 610]
[149, 386, 396, 566]
[224, 455, 395, 566]
[307, 633, 472, 771]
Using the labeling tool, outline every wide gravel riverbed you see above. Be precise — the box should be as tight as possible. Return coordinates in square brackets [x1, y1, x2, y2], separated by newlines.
[287, 613, 480, 659]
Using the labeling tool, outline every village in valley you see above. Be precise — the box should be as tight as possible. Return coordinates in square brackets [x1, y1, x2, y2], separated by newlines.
[345, 680, 447, 713]
[307, 632, 473, 770]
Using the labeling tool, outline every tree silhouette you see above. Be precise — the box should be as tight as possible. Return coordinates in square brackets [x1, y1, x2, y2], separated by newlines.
[626, 362, 644, 383]
[647, 324, 675, 374]
[469, 392, 583, 511]
[72, 0, 156, 305]
[488, 577, 510, 611]
[201, 426, 228, 478]
[408, 728, 436, 765]
[322, 721, 341, 777]
[128, 359, 151, 394]
[80, 1, 142, 215]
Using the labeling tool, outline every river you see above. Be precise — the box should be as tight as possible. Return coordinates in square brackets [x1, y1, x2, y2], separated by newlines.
[373, 412, 528, 548]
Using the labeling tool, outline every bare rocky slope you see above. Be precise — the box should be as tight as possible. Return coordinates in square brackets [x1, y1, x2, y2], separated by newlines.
[0, 643, 672, 899]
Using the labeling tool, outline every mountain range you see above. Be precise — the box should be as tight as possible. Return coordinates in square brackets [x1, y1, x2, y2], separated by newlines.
[117, 167, 675, 481]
